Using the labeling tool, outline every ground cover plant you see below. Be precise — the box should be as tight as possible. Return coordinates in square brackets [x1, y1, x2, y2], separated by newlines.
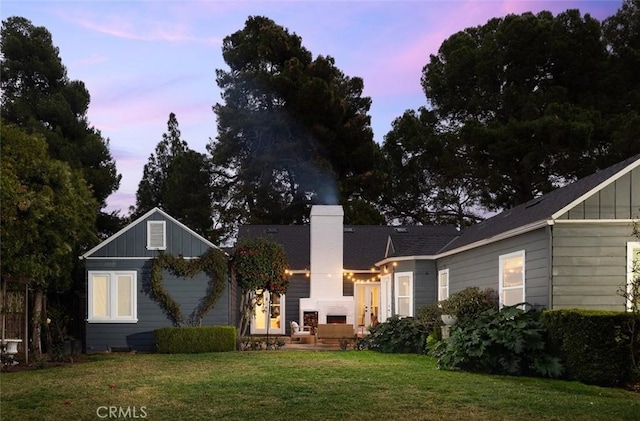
[1, 351, 638, 421]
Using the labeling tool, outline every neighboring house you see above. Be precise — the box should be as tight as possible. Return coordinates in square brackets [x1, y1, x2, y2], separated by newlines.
[80, 208, 234, 353]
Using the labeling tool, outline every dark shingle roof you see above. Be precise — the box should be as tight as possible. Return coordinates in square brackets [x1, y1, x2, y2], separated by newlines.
[387, 233, 459, 257]
[237, 224, 459, 270]
[440, 154, 640, 253]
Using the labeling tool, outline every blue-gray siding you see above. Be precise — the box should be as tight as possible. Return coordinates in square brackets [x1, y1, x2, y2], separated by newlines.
[284, 275, 310, 335]
[85, 258, 231, 352]
[436, 228, 551, 308]
[89, 213, 212, 258]
[394, 260, 438, 313]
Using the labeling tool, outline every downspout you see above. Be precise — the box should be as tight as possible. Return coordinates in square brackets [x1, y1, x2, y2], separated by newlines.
[547, 222, 554, 310]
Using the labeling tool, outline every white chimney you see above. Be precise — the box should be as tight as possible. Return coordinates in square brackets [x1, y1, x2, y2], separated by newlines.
[309, 205, 344, 298]
[300, 205, 355, 325]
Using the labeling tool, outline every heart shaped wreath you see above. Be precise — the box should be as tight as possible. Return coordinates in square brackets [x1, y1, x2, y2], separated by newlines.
[149, 248, 228, 326]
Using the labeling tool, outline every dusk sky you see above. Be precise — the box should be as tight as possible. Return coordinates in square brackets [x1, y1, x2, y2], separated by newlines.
[2, 1, 624, 215]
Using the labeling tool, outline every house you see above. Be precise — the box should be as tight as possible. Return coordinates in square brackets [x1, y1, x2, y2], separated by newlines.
[237, 206, 459, 335]
[241, 154, 640, 336]
[377, 153, 640, 312]
[439, 153, 640, 310]
[80, 208, 234, 353]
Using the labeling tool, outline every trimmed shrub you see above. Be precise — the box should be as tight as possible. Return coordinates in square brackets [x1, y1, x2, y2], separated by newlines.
[433, 305, 564, 378]
[155, 325, 236, 353]
[541, 309, 639, 386]
[439, 287, 498, 326]
[361, 316, 431, 354]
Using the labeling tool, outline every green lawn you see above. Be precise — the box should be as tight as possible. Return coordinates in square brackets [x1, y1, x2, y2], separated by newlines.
[1, 350, 638, 420]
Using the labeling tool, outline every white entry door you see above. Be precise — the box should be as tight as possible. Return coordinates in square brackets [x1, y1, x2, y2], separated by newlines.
[355, 283, 380, 328]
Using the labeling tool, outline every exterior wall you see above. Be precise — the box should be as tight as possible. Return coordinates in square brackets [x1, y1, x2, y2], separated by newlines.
[284, 275, 310, 334]
[88, 212, 212, 258]
[551, 222, 634, 310]
[559, 167, 640, 220]
[436, 228, 551, 309]
[85, 258, 231, 352]
[392, 260, 437, 314]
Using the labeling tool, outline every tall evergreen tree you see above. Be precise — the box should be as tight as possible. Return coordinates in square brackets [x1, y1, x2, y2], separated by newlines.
[133, 113, 214, 238]
[209, 16, 380, 240]
[1, 16, 121, 230]
[382, 4, 640, 219]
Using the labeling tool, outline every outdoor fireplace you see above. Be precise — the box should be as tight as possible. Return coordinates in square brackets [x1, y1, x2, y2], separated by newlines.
[326, 315, 346, 324]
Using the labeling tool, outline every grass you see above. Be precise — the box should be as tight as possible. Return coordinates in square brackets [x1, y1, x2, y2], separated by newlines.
[1, 350, 638, 420]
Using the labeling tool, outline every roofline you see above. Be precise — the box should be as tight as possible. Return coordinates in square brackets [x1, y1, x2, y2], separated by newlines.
[375, 254, 439, 267]
[551, 157, 640, 220]
[375, 219, 551, 265]
[80, 207, 224, 259]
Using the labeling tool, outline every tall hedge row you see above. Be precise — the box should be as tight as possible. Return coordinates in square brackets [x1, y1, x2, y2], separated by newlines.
[541, 309, 638, 386]
[154, 326, 237, 353]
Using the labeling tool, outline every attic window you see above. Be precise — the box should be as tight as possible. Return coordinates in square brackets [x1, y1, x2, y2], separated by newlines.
[266, 228, 278, 233]
[394, 228, 408, 233]
[147, 221, 166, 250]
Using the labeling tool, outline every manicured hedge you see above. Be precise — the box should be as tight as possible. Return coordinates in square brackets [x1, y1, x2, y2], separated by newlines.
[154, 326, 237, 353]
[541, 309, 638, 386]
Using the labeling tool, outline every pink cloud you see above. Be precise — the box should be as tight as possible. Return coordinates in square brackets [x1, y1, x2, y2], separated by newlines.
[60, 10, 222, 45]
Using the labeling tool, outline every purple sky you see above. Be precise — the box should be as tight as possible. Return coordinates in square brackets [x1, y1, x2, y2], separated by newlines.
[2, 1, 623, 215]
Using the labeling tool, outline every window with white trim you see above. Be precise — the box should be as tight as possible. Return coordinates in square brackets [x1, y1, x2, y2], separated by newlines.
[627, 242, 640, 312]
[438, 269, 449, 302]
[499, 250, 525, 307]
[88, 271, 137, 323]
[147, 220, 166, 250]
[394, 271, 413, 317]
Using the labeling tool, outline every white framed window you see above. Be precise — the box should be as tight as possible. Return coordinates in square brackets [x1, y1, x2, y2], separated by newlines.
[251, 290, 285, 334]
[627, 242, 640, 311]
[499, 250, 525, 307]
[438, 269, 449, 301]
[394, 271, 413, 317]
[147, 220, 166, 250]
[88, 271, 137, 323]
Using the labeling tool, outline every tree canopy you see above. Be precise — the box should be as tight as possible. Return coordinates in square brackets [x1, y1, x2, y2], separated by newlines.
[1, 16, 121, 233]
[133, 113, 214, 238]
[0, 123, 97, 291]
[233, 236, 289, 337]
[381, 2, 640, 221]
[208, 16, 381, 240]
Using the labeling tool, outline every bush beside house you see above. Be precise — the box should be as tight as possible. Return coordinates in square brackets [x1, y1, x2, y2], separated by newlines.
[541, 309, 640, 387]
[155, 326, 236, 353]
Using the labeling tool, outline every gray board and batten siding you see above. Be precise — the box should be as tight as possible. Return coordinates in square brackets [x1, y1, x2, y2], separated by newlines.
[82, 208, 232, 353]
[551, 166, 640, 310]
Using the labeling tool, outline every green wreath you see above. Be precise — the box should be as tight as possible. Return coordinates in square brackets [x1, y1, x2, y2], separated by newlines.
[149, 248, 228, 326]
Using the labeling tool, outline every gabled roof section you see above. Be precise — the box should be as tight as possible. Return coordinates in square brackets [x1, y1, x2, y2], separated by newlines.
[237, 224, 458, 271]
[80, 207, 221, 259]
[440, 154, 640, 253]
[386, 233, 460, 258]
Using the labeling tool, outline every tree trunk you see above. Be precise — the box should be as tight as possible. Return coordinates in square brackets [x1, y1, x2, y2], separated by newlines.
[31, 288, 44, 359]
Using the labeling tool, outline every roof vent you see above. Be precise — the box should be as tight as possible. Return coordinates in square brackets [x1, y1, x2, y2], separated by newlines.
[344, 228, 356, 233]
[394, 227, 408, 233]
[265, 228, 278, 233]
